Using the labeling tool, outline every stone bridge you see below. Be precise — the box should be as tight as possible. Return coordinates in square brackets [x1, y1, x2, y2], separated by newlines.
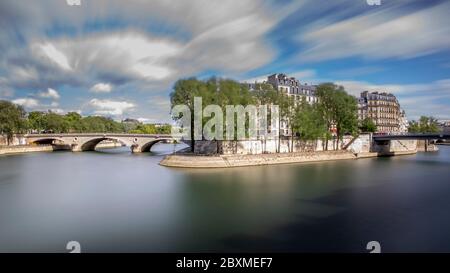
[24, 133, 173, 153]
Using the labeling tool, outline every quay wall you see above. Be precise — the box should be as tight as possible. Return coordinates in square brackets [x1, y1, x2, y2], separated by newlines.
[160, 150, 357, 168]
[417, 140, 439, 152]
[163, 134, 418, 168]
[0, 145, 53, 155]
[194, 137, 350, 155]
[193, 134, 417, 156]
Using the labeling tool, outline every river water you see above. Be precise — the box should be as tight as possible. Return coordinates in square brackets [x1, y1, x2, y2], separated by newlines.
[0, 144, 449, 252]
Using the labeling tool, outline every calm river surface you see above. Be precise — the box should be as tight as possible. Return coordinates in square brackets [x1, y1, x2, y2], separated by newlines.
[1, 144, 450, 252]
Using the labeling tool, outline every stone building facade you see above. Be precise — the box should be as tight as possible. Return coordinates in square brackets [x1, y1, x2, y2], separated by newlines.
[246, 73, 319, 136]
[357, 91, 404, 133]
[266, 73, 318, 104]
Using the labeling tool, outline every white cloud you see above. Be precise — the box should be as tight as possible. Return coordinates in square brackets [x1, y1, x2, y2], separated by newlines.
[0, 0, 303, 91]
[31, 31, 182, 83]
[38, 88, 60, 99]
[36, 43, 72, 70]
[243, 70, 317, 83]
[49, 108, 65, 114]
[298, 2, 450, 62]
[12, 98, 40, 108]
[289, 70, 317, 81]
[133, 95, 172, 123]
[137, 117, 150, 123]
[90, 83, 113, 93]
[88, 98, 135, 116]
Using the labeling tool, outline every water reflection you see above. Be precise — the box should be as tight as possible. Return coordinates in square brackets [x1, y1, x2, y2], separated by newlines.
[0, 144, 449, 252]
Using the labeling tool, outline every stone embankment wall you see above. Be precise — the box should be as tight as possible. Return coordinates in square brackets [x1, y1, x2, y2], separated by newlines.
[0, 134, 27, 146]
[194, 137, 350, 155]
[163, 134, 419, 168]
[193, 134, 418, 156]
[417, 140, 439, 152]
[160, 150, 356, 168]
[0, 145, 53, 155]
[344, 134, 418, 156]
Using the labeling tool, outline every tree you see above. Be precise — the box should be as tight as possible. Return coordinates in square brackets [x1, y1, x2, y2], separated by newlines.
[28, 111, 46, 133]
[170, 77, 254, 152]
[359, 117, 377, 133]
[65, 112, 82, 132]
[42, 112, 69, 133]
[408, 116, 440, 133]
[170, 78, 206, 151]
[129, 124, 157, 134]
[316, 83, 358, 150]
[0, 100, 28, 144]
[277, 93, 295, 152]
[156, 124, 172, 134]
[251, 83, 278, 105]
[251, 83, 278, 153]
[292, 98, 328, 141]
[79, 116, 123, 133]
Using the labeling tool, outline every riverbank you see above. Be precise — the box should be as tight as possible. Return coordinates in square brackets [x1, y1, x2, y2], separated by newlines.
[0, 145, 54, 155]
[160, 149, 418, 168]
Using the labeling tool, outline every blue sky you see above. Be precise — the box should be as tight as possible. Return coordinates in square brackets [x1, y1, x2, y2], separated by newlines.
[0, 0, 449, 122]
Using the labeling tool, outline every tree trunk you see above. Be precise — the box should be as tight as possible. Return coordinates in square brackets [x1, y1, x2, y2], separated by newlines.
[6, 133, 12, 146]
[336, 135, 339, 150]
[277, 116, 281, 153]
[190, 114, 195, 152]
[290, 130, 294, 153]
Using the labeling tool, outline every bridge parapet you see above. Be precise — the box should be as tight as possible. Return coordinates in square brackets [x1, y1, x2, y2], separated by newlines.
[24, 133, 173, 153]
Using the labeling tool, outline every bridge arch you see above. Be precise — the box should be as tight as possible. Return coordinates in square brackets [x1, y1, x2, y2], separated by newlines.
[134, 138, 172, 153]
[29, 137, 64, 145]
[78, 137, 130, 152]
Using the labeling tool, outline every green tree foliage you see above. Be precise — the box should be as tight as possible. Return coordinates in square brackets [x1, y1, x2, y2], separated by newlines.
[408, 116, 440, 133]
[128, 124, 171, 134]
[42, 112, 69, 133]
[2, 101, 170, 141]
[65, 112, 83, 132]
[359, 117, 377, 133]
[170, 78, 204, 151]
[316, 83, 358, 150]
[0, 100, 28, 144]
[251, 83, 278, 105]
[28, 111, 46, 133]
[157, 124, 172, 134]
[170, 77, 254, 151]
[79, 116, 124, 133]
[292, 98, 328, 141]
[26, 111, 125, 133]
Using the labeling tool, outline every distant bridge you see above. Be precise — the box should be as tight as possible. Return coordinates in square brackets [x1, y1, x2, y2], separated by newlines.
[24, 133, 173, 153]
[372, 133, 450, 141]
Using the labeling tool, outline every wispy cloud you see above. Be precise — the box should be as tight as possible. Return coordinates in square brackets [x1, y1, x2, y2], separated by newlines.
[90, 83, 113, 93]
[38, 88, 60, 99]
[12, 98, 40, 108]
[87, 98, 136, 116]
[1, 0, 449, 123]
[297, 2, 450, 62]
